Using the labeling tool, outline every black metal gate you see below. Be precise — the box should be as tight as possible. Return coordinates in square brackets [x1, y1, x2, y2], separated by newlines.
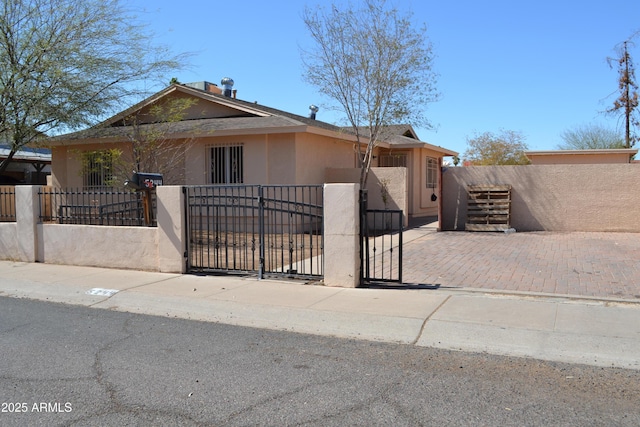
[185, 185, 323, 279]
[360, 191, 403, 285]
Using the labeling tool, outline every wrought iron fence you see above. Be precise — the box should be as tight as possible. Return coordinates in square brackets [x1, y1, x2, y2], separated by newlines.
[0, 186, 16, 222]
[185, 185, 323, 279]
[361, 209, 403, 284]
[360, 190, 403, 285]
[39, 187, 157, 226]
[262, 185, 324, 278]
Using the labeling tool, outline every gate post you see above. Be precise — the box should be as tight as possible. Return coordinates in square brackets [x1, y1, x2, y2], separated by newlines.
[15, 185, 40, 262]
[323, 183, 360, 288]
[157, 186, 186, 273]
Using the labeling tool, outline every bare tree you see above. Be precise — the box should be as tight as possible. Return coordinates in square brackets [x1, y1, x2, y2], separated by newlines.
[557, 124, 625, 150]
[463, 130, 530, 166]
[74, 96, 202, 187]
[0, 0, 189, 175]
[115, 97, 201, 186]
[301, 0, 438, 188]
[607, 34, 640, 148]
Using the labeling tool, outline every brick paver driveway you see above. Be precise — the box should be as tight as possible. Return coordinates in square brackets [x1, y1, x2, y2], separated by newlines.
[400, 228, 640, 301]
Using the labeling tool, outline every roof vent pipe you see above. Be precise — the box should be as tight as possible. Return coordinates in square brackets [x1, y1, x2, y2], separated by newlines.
[221, 77, 234, 97]
[309, 104, 319, 120]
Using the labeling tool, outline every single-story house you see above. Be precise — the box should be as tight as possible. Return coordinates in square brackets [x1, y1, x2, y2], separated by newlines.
[525, 149, 637, 165]
[48, 80, 456, 221]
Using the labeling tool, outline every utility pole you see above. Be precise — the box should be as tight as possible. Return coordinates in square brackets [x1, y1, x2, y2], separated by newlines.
[609, 38, 639, 148]
[623, 41, 632, 148]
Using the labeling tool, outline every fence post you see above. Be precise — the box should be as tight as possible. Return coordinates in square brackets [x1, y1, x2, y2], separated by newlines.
[156, 186, 186, 273]
[323, 183, 360, 288]
[15, 185, 40, 262]
[258, 186, 265, 280]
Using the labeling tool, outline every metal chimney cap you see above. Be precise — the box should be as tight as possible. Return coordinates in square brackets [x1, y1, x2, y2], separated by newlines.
[221, 77, 234, 88]
[309, 104, 319, 113]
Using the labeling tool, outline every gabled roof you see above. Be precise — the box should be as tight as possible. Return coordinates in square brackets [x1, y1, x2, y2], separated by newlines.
[50, 83, 457, 156]
[385, 133, 458, 155]
[102, 84, 274, 126]
[106, 83, 348, 133]
[51, 83, 351, 143]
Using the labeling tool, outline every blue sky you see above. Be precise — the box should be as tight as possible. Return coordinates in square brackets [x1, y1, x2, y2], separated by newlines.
[131, 0, 640, 157]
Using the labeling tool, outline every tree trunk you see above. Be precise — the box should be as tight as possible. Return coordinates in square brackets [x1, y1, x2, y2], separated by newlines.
[0, 150, 17, 175]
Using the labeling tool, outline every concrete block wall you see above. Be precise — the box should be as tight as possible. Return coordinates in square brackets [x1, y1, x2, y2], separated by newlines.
[442, 164, 640, 232]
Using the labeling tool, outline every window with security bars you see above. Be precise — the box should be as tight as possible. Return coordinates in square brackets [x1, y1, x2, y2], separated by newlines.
[378, 153, 407, 167]
[83, 151, 114, 187]
[426, 157, 438, 188]
[209, 144, 244, 184]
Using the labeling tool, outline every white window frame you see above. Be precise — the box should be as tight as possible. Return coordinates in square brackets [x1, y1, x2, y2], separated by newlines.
[426, 157, 438, 189]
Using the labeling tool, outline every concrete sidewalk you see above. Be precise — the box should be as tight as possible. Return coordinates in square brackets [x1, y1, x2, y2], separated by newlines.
[1, 260, 639, 371]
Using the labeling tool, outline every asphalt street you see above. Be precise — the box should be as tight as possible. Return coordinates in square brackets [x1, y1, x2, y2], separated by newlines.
[2, 297, 640, 427]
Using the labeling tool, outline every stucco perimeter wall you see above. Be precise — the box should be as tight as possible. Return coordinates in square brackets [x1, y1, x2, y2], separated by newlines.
[0, 223, 19, 260]
[1, 186, 184, 272]
[442, 164, 640, 232]
[37, 224, 158, 270]
[2, 185, 364, 287]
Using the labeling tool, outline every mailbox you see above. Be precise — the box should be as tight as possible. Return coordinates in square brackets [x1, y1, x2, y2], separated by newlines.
[124, 172, 163, 226]
[125, 172, 163, 190]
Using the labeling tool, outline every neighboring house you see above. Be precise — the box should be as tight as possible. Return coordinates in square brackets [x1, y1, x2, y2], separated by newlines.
[48, 80, 456, 220]
[0, 144, 51, 184]
[525, 149, 637, 165]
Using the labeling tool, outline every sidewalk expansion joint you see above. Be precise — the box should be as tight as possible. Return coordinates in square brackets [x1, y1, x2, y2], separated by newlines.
[307, 288, 347, 309]
[411, 295, 451, 345]
[86, 276, 180, 307]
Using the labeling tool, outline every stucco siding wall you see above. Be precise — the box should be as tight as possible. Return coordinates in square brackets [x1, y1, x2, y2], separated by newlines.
[296, 134, 355, 184]
[52, 143, 125, 187]
[442, 165, 640, 232]
[326, 167, 408, 225]
[37, 224, 158, 270]
[187, 133, 297, 185]
[50, 146, 67, 188]
[267, 134, 296, 184]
